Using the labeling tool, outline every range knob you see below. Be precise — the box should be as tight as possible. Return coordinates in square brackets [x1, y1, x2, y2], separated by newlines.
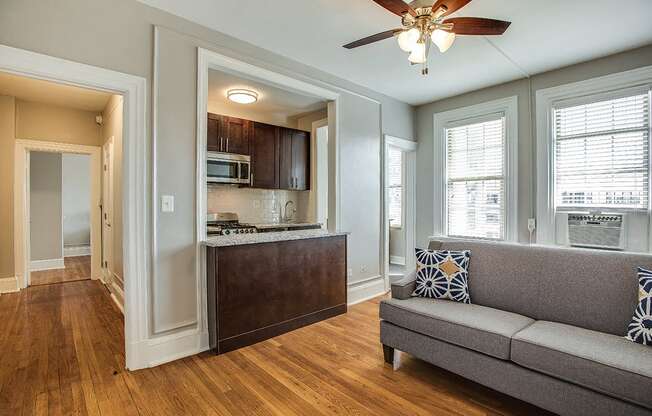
[224, 229, 231, 235]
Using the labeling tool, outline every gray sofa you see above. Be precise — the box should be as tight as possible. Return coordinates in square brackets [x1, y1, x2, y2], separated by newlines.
[380, 240, 652, 416]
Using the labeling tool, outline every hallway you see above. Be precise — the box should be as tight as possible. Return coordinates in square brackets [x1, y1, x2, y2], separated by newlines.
[30, 256, 91, 286]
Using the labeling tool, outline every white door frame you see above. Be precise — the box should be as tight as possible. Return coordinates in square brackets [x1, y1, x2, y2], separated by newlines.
[15, 140, 102, 287]
[312, 118, 329, 228]
[383, 135, 417, 288]
[101, 137, 115, 283]
[0, 44, 149, 370]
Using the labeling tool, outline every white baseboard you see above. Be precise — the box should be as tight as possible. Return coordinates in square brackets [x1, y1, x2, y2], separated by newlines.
[347, 275, 388, 305]
[389, 256, 406, 266]
[30, 258, 65, 271]
[127, 327, 209, 370]
[106, 279, 124, 315]
[64, 245, 91, 257]
[0, 277, 19, 294]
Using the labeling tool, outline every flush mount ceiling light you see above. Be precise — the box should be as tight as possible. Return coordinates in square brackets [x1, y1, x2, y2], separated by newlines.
[343, 0, 511, 76]
[227, 89, 258, 104]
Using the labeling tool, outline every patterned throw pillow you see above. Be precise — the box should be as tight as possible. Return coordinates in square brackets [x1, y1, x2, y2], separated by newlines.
[412, 248, 471, 304]
[626, 267, 652, 345]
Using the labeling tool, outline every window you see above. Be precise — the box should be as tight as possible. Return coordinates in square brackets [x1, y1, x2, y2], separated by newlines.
[446, 115, 506, 239]
[387, 146, 403, 228]
[554, 92, 650, 210]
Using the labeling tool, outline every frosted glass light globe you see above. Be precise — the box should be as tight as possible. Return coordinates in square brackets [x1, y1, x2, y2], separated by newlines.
[397, 28, 420, 52]
[431, 29, 456, 53]
[408, 42, 427, 64]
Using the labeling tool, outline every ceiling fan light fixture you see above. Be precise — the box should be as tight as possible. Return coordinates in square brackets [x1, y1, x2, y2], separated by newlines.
[431, 29, 456, 53]
[227, 89, 258, 104]
[408, 42, 427, 64]
[397, 28, 420, 52]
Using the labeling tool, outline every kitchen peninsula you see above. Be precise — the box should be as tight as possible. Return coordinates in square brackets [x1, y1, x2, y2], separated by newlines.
[204, 230, 347, 354]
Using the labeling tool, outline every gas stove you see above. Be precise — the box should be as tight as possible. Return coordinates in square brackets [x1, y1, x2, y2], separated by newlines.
[207, 212, 257, 236]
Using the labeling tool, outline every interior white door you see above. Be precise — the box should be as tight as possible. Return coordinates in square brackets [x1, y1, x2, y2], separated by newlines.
[101, 137, 114, 282]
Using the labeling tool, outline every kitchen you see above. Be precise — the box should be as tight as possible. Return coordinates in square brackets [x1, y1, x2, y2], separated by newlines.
[201, 69, 348, 354]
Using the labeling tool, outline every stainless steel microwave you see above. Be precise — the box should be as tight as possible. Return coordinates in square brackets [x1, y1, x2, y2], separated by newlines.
[207, 152, 251, 185]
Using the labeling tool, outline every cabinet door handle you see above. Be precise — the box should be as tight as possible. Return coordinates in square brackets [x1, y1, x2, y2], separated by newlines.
[220, 137, 223, 151]
[226, 138, 229, 153]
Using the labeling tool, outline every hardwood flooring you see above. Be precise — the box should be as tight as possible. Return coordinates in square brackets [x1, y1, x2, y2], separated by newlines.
[0, 280, 553, 416]
[30, 256, 91, 286]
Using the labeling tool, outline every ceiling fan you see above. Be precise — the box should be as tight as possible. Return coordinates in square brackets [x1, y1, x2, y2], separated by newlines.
[343, 0, 511, 75]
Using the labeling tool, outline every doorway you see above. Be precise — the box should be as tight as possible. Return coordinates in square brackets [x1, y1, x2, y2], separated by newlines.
[29, 151, 94, 286]
[383, 135, 417, 285]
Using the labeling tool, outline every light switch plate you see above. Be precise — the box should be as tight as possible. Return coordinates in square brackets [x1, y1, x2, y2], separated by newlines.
[161, 195, 174, 213]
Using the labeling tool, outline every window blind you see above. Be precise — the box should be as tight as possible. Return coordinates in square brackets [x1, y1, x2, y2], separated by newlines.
[387, 147, 402, 228]
[446, 116, 506, 239]
[554, 92, 650, 210]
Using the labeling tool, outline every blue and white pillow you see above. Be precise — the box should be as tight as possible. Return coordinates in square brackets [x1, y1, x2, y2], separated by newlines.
[625, 267, 652, 345]
[412, 248, 471, 304]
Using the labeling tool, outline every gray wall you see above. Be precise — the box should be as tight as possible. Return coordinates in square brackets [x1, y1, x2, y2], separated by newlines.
[30, 151, 62, 261]
[415, 45, 652, 247]
[62, 153, 91, 248]
[0, 0, 415, 335]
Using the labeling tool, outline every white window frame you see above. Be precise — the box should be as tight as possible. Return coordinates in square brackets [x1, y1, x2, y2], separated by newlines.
[432, 96, 519, 242]
[535, 66, 652, 245]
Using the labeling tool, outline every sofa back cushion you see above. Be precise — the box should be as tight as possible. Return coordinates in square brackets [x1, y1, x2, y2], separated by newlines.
[431, 240, 652, 336]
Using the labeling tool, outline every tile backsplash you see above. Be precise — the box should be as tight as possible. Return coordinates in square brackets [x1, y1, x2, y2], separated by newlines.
[207, 185, 310, 224]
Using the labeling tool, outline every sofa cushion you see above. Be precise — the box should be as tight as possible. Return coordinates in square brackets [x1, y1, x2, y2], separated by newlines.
[379, 297, 534, 360]
[512, 321, 652, 410]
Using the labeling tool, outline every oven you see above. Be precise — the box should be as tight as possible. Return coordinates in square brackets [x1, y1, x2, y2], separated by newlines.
[207, 152, 251, 185]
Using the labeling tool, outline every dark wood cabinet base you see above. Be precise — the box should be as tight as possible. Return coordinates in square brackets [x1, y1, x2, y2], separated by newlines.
[207, 235, 347, 355]
[217, 304, 346, 354]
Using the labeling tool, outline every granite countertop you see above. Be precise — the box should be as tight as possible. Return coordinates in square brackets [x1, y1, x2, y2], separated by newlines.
[202, 229, 348, 247]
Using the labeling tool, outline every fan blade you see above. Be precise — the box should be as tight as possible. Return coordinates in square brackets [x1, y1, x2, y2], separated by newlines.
[371, 0, 417, 17]
[431, 0, 472, 17]
[343, 29, 403, 49]
[443, 17, 511, 35]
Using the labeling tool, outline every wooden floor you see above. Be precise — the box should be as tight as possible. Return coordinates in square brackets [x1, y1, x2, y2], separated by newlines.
[0, 280, 553, 416]
[30, 256, 91, 286]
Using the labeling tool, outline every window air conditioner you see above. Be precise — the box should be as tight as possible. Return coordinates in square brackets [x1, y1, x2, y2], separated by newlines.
[567, 213, 624, 250]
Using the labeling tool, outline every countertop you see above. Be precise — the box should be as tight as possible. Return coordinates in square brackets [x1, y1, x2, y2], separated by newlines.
[202, 229, 348, 247]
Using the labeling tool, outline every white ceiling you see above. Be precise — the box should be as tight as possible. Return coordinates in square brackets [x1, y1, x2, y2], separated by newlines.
[0, 71, 112, 111]
[208, 70, 326, 117]
[140, 0, 652, 105]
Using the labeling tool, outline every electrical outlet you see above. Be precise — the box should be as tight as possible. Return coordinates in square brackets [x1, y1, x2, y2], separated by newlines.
[527, 218, 536, 232]
[361, 265, 367, 273]
[253, 200, 261, 209]
[347, 268, 353, 278]
[161, 195, 174, 213]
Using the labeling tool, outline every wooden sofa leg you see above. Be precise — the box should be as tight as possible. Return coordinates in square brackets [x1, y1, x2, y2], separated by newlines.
[382, 344, 394, 365]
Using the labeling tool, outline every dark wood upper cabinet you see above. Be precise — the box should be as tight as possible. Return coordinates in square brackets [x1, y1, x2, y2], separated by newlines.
[207, 113, 310, 191]
[206, 113, 251, 155]
[278, 128, 294, 190]
[291, 130, 310, 191]
[207, 113, 221, 152]
[279, 128, 310, 191]
[221, 116, 250, 155]
[251, 122, 279, 189]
